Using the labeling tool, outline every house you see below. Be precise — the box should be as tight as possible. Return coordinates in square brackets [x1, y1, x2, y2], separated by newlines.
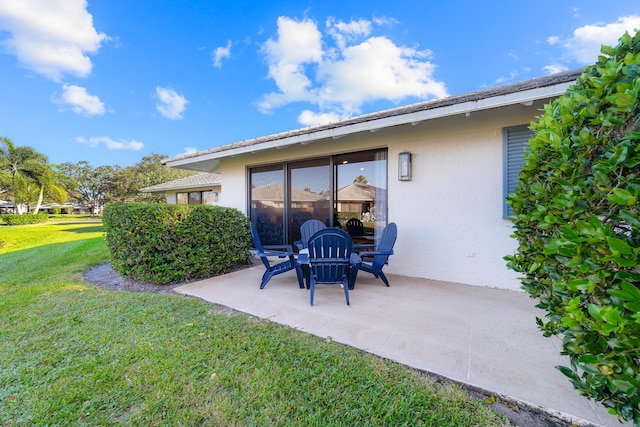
[164, 69, 583, 291]
[0, 200, 15, 214]
[39, 203, 87, 214]
[140, 172, 222, 205]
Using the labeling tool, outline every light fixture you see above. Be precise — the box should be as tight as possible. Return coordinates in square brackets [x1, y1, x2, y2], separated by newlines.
[398, 151, 412, 181]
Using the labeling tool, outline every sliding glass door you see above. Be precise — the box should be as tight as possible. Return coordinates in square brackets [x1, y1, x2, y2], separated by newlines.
[287, 158, 331, 246]
[249, 149, 387, 248]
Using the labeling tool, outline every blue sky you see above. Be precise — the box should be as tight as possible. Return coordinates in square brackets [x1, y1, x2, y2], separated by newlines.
[0, 1, 639, 168]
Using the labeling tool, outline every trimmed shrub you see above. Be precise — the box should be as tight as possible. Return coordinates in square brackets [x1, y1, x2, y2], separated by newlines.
[53, 206, 61, 215]
[103, 203, 253, 285]
[506, 31, 640, 424]
[0, 213, 49, 225]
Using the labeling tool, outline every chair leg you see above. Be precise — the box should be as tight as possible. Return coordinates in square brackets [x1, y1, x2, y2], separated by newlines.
[379, 271, 390, 287]
[294, 263, 305, 289]
[343, 278, 350, 305]
[310, 278, 315, 306]
[260, 271, 274, 289]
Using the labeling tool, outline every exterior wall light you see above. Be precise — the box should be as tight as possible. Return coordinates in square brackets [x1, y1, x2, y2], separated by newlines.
[398, 151, 412, 181]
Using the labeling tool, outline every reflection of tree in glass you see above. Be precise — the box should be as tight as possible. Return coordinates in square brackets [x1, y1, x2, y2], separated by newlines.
[353, 175, 368, 184]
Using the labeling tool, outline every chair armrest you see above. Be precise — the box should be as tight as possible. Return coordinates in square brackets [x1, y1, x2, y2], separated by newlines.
[262, 244, 295, 257]
[293, 240, 304, 251]
[354, 244, 376, 251]
[358, 249, 393, 257]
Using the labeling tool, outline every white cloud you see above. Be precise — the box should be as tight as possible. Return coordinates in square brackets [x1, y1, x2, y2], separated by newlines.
[212, 40, 232, 68]
[0, 0, 108, 81]
[182, 147, 197, 155]
[155, 87, 188, 120]
[54, 84, 105, 116]
[76, 136, 144, 151]
[259, 16, 323, 111]
[298, 110, 341, 126]
[258, 16, 447, 125]
[495, 70, 519, 84]
[372, 16, 399, 28]
[563, 15, 640, 64]
[543, 64, 569, 75]
[546, 36, 560, 45]
[326, 17, 371, 50]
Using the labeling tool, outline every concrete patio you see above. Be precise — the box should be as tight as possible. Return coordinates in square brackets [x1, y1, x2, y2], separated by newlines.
[175, 261, 627, 427]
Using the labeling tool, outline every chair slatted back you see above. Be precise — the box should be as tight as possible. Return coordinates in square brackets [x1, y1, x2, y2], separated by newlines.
[308, 228, 353, 284]
[371, 222, 397, 269]
[299, 219, 326, 249]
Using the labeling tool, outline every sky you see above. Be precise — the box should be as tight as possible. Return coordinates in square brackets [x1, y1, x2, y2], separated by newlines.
[0, 1, 639, 168]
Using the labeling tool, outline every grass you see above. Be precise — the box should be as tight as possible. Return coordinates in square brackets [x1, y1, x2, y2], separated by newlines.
[0, 217, 510, 426]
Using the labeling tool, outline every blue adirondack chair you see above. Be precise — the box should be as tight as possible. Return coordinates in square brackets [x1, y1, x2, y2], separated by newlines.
[307, 228, 355, 305]
[250, 223, 304, 289]
[354, 222, 397, 287]
[294, 219, 326, 251]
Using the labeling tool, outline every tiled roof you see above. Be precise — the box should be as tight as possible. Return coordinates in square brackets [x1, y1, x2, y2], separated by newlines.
[337, 182, 383, 201]
[165, 69, 584, 165]
[140, 172, 221, 193]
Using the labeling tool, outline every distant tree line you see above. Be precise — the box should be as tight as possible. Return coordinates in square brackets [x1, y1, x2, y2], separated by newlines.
[0, 136, 196, 215]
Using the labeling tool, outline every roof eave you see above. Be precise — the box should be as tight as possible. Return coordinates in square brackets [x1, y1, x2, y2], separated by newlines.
[165, 72, 578, 170]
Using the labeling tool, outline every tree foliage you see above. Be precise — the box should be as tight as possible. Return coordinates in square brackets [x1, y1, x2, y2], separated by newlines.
[506, 31, 640, 424]
[111, 153, 197, 203]
[58, 161, 116, 215]
[0, 136, 65, 214]
[58, 154, 198, 213]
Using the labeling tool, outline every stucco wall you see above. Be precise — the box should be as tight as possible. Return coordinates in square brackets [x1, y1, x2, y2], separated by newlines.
[216, 101, 547, 290]
[387, 125, 521, 289]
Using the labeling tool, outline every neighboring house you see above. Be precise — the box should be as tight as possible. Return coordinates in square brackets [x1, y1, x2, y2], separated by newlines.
[39, 203, 87, 214]
[140, 173, 221, 205]
[0, 200, 15, 214]
[164, 69, 583, 290]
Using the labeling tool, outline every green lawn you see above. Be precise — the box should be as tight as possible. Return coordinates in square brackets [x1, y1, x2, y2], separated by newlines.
[0, 216, 510, 426]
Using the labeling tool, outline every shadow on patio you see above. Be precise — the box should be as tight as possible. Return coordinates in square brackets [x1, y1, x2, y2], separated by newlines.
[175, 260, 626, 427]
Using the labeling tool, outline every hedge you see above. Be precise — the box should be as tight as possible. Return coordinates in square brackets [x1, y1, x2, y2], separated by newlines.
[103, 203, 252, 285]
[0, 213, 49, 225]
[506, 30, 640, 424]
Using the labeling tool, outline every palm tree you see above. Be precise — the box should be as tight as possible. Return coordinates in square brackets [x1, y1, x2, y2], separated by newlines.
[0, 136, 65, 214]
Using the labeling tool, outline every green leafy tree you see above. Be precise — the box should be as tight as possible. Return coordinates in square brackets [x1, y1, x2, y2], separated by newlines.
[354, 175, 368, 184]
[506, 31, 640, 424]
[110, 153, 196, 203]
[58, 161, 116, 216]
[0, 136, 64, 214]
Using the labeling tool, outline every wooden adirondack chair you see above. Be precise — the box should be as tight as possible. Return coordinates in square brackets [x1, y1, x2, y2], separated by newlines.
[250, 223, 304, 289]
[294, 219, 326, 251]
[307, 228, 355, 305]
[354, 222, 397, 287]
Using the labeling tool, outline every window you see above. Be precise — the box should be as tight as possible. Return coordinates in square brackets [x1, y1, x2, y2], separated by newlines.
[203, 191, 218, 204]
[503, 125, 533, 219]
[176, 192, 188, 204]
[176, 191, 217, 205]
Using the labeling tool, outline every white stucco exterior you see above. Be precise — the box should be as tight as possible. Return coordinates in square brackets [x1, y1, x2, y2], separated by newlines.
[165, 70, 582, 291]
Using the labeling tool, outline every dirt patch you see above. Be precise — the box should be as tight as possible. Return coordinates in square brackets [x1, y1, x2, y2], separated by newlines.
[83, 262, 184, 294]
[83, 262, 239, 315]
